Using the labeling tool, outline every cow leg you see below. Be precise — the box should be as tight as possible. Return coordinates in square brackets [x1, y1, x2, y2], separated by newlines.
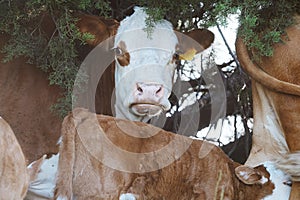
[54, 113, 76, 199]
[273, 95, 300, 200]
[289, 182, 300, 200]
[275, 151, 300, 200]
[290, 180, 300, 200]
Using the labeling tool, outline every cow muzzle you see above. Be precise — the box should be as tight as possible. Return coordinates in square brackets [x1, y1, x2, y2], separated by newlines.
[130, 82, 170, 117]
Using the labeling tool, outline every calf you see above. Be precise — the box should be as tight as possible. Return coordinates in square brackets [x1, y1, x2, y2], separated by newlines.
[54, 108, 274, 200]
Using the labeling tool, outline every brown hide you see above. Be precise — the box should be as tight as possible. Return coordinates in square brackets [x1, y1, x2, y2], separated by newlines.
[0, 14, 118, 163]
[54, 108, 274, 200]
[236, 15, 300, 199]
[77, 14, 119, 46]
[0, 34, 63, 163]
[76, 14, 118, 116]
[0, 116, 29, 199]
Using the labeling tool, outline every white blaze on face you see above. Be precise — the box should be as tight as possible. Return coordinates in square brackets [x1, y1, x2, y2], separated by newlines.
[114, 7, 178, 122]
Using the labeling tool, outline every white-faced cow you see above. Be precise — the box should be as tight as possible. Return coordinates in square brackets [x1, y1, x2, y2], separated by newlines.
[110, 7, 214, 122]
[236, 15, 300, 200]
[54, 108, 274, 199]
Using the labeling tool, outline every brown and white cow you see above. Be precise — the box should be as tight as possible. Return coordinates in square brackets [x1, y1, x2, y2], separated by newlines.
[236, 15, 300, 200]
[54, 108, 274, 200]
[111, 7, 214, 122]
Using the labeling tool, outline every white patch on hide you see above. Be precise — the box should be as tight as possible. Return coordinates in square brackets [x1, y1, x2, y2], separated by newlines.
[56, 195, 68, 200]
[27, 154, 59, 199]
[262, 161, 291, 200]
[119, 193, 137, 200]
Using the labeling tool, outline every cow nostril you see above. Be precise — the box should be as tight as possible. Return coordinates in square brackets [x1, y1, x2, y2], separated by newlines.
[156, 86, 164, 98]
[137, 86, 143, 93]
[156, 87, 162, 94]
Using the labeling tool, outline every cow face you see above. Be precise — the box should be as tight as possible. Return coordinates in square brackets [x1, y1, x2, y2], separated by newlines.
[113, 7, 214, 122]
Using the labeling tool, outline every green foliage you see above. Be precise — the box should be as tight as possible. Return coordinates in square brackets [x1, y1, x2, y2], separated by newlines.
[138, 0, 239, 31]
[143, 7, 167, 37]
[138, 0, 299, 57]
[237, 0, 300, 58]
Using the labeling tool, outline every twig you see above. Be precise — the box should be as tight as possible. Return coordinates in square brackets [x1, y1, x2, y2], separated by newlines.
[216, 24, 240, 69]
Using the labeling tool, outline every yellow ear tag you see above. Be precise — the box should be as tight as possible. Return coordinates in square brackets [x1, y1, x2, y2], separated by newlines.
[179, 48, 197, 61]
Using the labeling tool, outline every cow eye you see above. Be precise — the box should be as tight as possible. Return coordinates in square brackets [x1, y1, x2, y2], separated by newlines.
[173, 52, 180, 60]
[114, 47, 123, 56]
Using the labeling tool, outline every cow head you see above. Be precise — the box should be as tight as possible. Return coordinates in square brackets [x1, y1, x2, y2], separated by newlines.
[113, 7, 214, 122]
[75, 7, 214, 122]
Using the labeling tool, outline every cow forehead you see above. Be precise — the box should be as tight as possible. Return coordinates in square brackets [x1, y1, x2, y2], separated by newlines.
[114, 7, 178, 54]
[127, 49, 174, 68]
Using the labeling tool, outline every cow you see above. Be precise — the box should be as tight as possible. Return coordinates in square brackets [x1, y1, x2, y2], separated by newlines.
[236, 14, 300, 200]
[54, 108, 275, 200]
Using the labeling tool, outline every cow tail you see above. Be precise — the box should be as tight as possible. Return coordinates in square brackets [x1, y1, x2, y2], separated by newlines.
[54, 112, 77, 200]
[275, 151, 300, 181]
[235, 37, 300, 96]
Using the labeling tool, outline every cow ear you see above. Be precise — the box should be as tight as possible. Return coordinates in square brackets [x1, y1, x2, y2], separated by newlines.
[235, 165, 267, 185]
[99, 17, 120, 37]
[176, 29, 214, 60]
[76, 14, 119, 46]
